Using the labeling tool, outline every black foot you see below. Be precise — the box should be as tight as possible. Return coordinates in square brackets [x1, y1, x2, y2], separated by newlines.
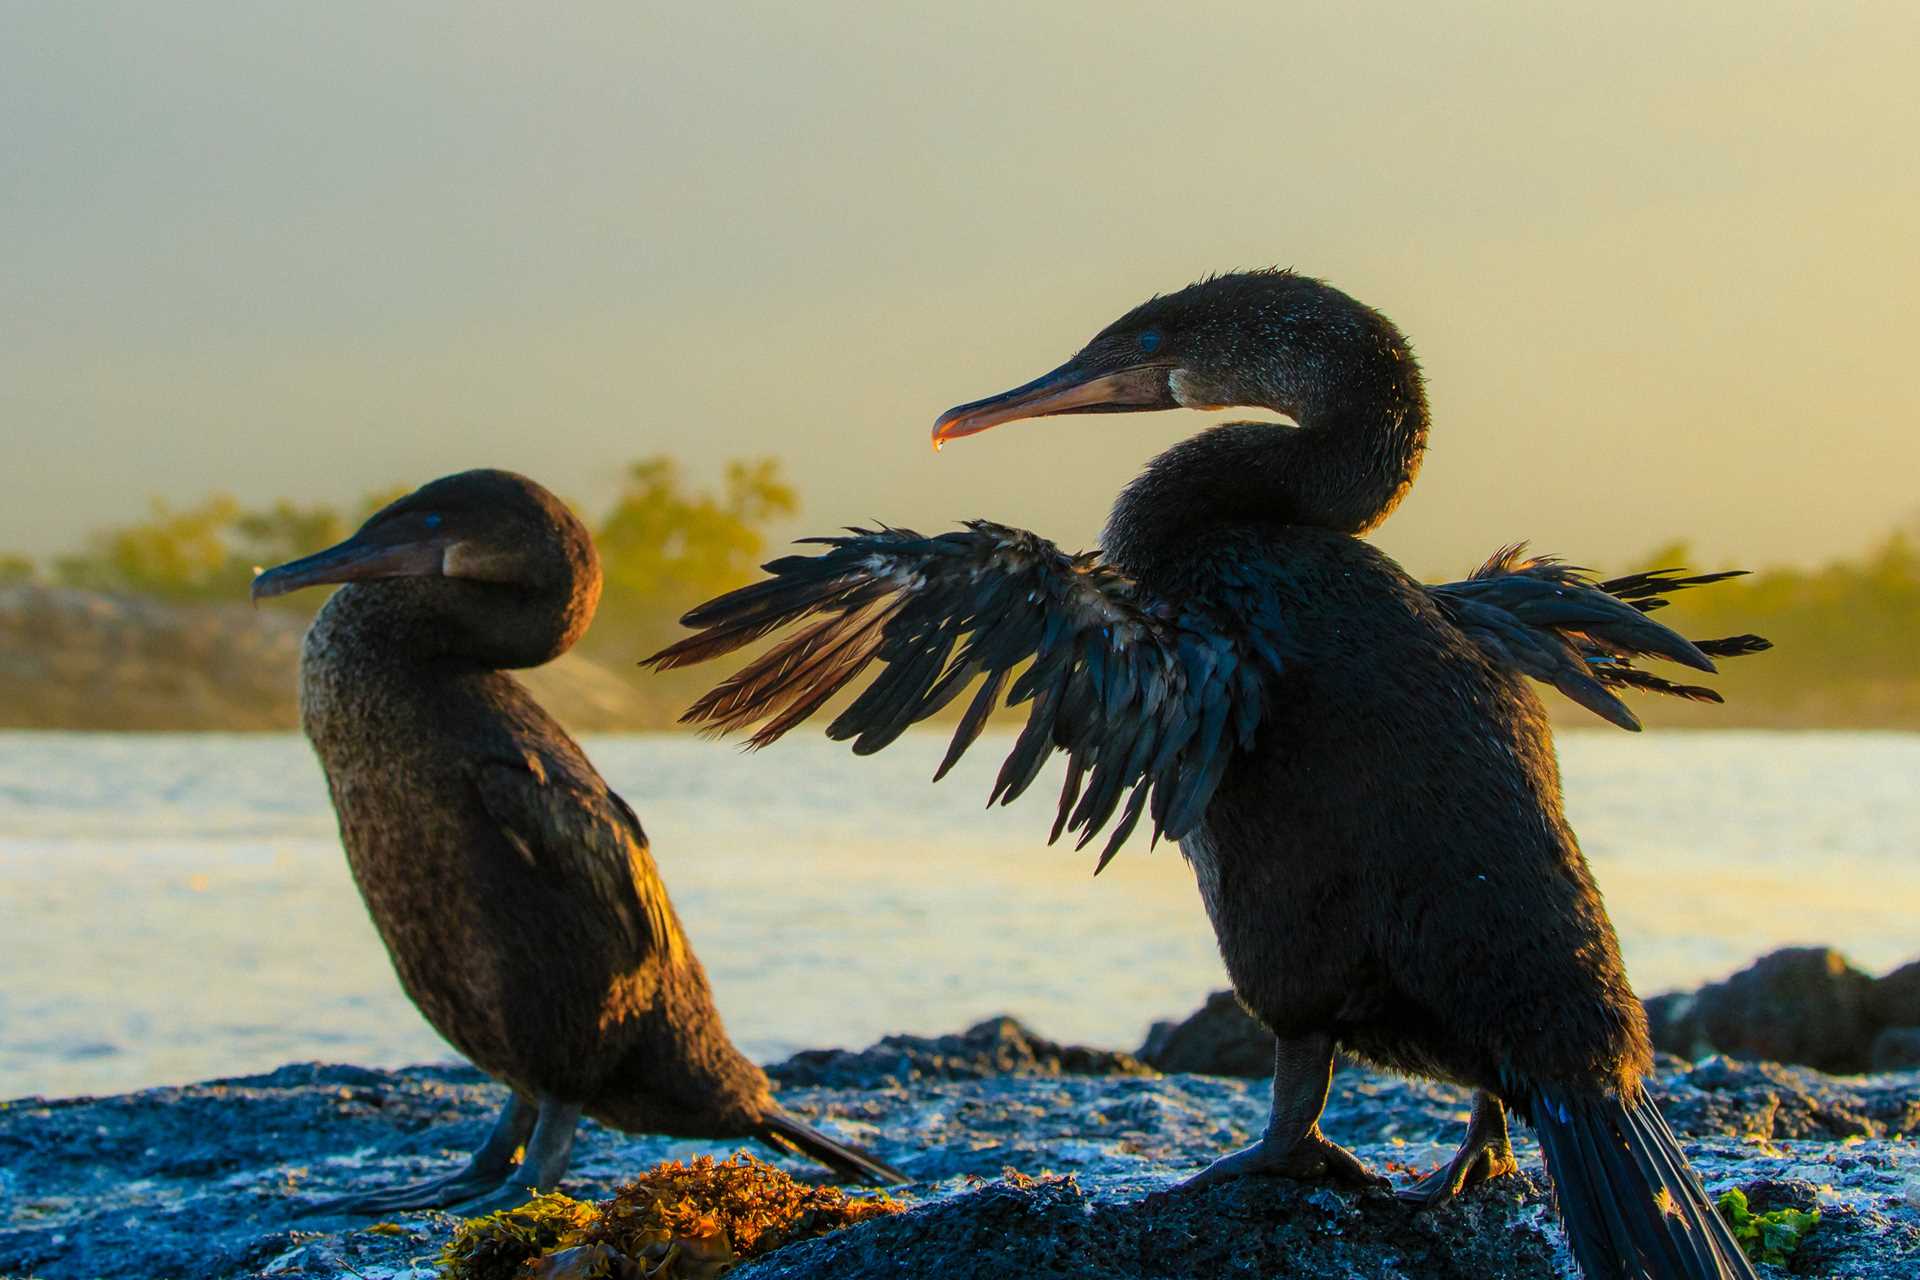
[444, 1178, 550, 1218]
[300, 1093, 580, 1221]
[301, 1166, 519, 1217]
[1397, 1090, 1518, 1209]
[1180, 1125, 1387, 1191]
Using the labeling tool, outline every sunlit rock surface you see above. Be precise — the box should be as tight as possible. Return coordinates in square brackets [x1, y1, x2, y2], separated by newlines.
[2, 1022, 1916, 1279]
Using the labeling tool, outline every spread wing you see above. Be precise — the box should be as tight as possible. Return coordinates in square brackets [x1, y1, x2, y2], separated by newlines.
[644, 522, 1289, 871]
[472, 752, 682, 958]
[1428, 545, 1771, 731]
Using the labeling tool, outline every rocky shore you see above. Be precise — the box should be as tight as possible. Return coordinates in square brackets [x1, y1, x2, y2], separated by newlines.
[1128, 949, 1920, 1082]
[3, 1013, 1916, 1280]
[1643, 949, 1920, 1075]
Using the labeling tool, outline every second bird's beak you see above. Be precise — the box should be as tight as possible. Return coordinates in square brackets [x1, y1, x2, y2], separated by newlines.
[931, 358, 1178, 448]
[250, 530, 452, 602]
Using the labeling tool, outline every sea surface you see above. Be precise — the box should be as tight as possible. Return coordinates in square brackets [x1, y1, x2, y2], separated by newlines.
[2, 729, 1916, 1100]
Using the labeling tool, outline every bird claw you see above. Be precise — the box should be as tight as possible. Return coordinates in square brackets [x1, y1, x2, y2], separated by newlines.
[1395, 1141, 1518, 1209]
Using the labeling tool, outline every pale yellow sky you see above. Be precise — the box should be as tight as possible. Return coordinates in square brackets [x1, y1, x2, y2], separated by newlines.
[3, 3, 1916, 575]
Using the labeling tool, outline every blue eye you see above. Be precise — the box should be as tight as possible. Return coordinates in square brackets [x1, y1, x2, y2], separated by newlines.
[422, 513, 443, 529]
[1138, 329, 1162, 354]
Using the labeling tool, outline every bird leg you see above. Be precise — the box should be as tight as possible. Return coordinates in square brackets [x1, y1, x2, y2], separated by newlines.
[1397, 1089, 1518, 1208]
[1181, 1032, 1385, 1190]
[444, 1099, 584, 1217]
[300, 1092, 539, 1217]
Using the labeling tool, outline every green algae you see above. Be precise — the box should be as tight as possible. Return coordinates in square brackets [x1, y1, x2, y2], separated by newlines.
[1717, 1187, 1821, 1266]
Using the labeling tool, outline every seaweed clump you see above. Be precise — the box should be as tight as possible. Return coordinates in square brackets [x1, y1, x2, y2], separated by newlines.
[1716, 1187, 1821, 1266]
[440, 1154, 903, 1280]
[440, 1192, 599, 1280]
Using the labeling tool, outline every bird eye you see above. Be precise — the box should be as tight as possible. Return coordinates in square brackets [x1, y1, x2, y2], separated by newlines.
[422, 513, 443, 530]
[1138, 329, 1163, 355]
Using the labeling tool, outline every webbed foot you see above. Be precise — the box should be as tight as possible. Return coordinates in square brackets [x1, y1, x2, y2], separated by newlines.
[1182, 1124, 1386, 1191]
[442, 1179, 552, 1219]
[302, 1165, 522, 1216]
[299, 1092, 537, 1218]
[302, 1094, 581, 1221]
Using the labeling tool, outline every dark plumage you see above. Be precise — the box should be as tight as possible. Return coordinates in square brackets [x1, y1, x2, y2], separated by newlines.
[252, 469, 903, 1216]
[647, 272, 1767, 1278]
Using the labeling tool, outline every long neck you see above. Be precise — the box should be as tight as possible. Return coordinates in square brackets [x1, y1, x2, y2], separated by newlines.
[1102, 327, 1428, 572]
[305, 576, 593, 678]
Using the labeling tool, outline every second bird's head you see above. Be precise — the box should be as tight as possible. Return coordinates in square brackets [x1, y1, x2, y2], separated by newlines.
[932, 268, 1419, 447]
[250, 469, 600, 668]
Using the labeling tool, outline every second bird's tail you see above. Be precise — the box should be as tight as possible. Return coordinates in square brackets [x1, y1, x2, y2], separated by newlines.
[1528, 1085, 1756, 1279]
[759, 1109, 909, 1187]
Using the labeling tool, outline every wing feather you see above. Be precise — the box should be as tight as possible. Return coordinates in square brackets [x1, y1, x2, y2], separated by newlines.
[472, 755, 679, 959]
[644, 523, 1286, 867]
[1430, 546, 1771, 729]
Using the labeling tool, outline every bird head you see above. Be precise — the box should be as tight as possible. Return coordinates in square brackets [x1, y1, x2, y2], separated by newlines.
[251, 468, 600, 666]
[932, 269, 1411, 447]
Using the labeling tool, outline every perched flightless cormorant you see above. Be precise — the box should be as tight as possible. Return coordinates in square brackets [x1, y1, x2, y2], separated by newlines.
[253, 469, 904, 1215]
[647, 272, 1770, 1278]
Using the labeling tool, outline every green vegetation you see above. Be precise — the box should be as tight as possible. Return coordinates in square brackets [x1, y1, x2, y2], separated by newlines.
[36, 490, 405, 605]
[438, 1154, 901, 1279]
[590, 457, 797, 659]
[1716, 1186, 1820, 1266]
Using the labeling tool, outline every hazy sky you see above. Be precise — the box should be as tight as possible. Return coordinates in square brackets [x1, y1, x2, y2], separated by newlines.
[4, 3, 1916, 575]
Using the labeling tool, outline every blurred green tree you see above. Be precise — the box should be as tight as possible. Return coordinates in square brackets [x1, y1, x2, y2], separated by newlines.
[586, 456, 797, 654]
[53, 495, 247, 601]
[49, 487, 417, 606]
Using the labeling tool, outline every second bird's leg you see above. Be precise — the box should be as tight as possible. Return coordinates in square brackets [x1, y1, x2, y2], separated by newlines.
[1181, 1032, 1385, 1190]
[446, 1098, 584, 1217]
[1397, 1089, 1518, 1208]
[301, 1091, 538, 1216]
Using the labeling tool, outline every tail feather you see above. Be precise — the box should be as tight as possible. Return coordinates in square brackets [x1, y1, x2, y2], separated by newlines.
[759, 1109, 909, 1187]
[1528, 1086, 1756, 1280]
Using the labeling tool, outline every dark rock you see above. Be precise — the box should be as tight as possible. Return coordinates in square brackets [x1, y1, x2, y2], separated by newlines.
[1642, 989, 1707, 1060]
[1651, 1055, 1920, 1139]
[737, 1170, 1567, 1280]
[1871, 959, 1920, 1027]
[1790, 1203, 1920, 1280]
[1138, 1019, 1179, 1061]
[768, 1016, 1152, 1090]
[1693, 946, 1879, 1073]
[1871, 1026, 1920, 1072]
[1741, 1177, 1822, 1215]
[1137, 990, 1273, 1077]
[4, 1043, 1918, 1280]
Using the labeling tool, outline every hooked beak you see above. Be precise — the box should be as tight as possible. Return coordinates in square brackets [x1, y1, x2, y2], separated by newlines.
[250, 531, 451, 602]
[931, 358, 1177, 449]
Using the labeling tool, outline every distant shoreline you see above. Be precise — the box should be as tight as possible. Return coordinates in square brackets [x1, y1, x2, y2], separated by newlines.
[0, 581, 682, 734]
[5, 582, 1917, 733]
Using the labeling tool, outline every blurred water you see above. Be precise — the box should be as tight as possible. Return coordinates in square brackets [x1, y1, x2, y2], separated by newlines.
[2, 729, 1916, 1100]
